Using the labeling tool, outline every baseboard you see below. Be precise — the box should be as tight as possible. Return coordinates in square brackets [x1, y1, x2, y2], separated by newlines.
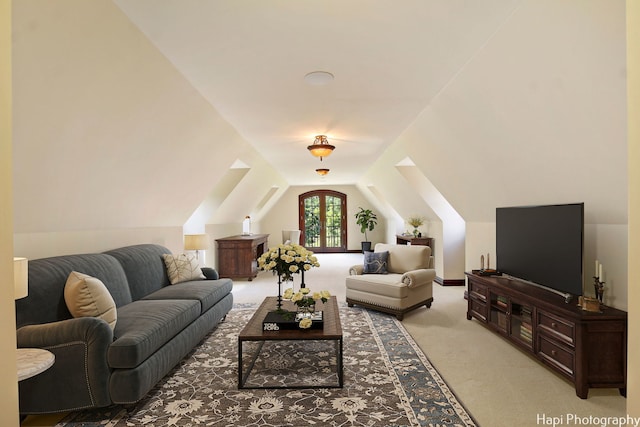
[435, 276, 465, 287]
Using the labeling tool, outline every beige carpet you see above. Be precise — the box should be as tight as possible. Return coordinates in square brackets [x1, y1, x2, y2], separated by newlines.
[23, 252, 627, 427]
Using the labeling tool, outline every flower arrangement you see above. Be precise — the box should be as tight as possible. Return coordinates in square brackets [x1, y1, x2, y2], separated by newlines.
[283, 287, 331, 329]
[257, 243, 320, 282]
[407, 215, 425, 229]
[407, 215, 426, 237]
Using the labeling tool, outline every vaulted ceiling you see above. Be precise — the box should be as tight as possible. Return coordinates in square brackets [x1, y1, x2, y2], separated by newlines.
[112, 0, 523, 185]
[11, 0, 627, 242]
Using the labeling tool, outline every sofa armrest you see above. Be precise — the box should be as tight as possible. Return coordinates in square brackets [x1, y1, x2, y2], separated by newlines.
[349, 265, 364, 276]
[17, 317, 113, 413]
[401, 269, 436, 288]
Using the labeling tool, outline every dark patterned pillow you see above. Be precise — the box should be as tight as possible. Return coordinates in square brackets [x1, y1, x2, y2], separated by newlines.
[363, 251, 389, 274]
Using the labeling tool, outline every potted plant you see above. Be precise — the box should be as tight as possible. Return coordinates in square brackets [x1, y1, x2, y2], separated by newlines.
[355, 207, 378, 252]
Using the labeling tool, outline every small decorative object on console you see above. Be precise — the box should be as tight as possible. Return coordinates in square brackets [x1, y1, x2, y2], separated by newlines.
[407, 215, 425, 237]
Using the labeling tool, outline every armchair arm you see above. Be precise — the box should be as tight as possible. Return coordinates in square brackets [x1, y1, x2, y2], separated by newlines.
[17, 317, 113, 413]
[349, 265, 364, 276]
[401, 269, 437, 288]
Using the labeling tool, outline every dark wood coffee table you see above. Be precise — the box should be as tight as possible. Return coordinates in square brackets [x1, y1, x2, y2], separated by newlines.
[238, 296, 343, 389]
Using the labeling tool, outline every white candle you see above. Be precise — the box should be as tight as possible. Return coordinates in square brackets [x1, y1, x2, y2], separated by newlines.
[599, 264, 604, 282]
[595, 260, 599, 278]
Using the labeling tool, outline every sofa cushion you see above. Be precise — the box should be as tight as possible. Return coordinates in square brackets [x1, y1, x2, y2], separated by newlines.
[108, 299, 200, 368]
[103, 244, 172, 301]
[374, 243, 431, 274]
[345, 274, 409, 299]
[64, 271, 117, 330]
[162, 254, 206, 285]
[142, 278, 233, 314]
[363, 251, 389, 274]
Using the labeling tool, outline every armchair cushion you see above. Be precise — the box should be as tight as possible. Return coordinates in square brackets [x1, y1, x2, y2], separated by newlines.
[363, 251, 389, 274]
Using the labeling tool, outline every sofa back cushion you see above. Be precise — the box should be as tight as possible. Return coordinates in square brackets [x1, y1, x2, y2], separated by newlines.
[374, 243, 431, 274]
[104, 244, 172, 301]
[16, 253, 132, 328]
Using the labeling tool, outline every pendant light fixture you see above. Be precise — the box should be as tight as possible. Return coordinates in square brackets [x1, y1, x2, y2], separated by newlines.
[315, 168, 330, 176]
[307, 135, 335, 161]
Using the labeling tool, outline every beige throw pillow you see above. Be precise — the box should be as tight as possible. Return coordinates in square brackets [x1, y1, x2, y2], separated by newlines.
[163, 253, 205, 285]
[64, 271, 117, 330]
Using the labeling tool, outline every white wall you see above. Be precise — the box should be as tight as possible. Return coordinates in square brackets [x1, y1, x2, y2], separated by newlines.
[1, 0, 20, 424]
[11, 0, 261, 258]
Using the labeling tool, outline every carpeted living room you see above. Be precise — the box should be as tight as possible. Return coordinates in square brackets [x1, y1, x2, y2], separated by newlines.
[3, 1, 640, 427]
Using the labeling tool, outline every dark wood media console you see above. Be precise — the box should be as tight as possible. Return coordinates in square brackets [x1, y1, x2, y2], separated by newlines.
[466, 272, 627, 399]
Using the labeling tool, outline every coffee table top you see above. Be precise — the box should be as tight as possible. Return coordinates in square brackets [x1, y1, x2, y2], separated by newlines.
[239, 296, 342, 340]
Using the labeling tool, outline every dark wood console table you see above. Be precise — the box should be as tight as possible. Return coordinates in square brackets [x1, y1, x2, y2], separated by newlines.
[466, 272, 627, 399]
[396, 234, 433, 248]
[216, 234, 269, 281]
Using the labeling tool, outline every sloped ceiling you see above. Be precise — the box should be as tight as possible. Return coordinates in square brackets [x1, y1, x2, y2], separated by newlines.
[12, 0, 627, 237]
[112, 0, 522, 185]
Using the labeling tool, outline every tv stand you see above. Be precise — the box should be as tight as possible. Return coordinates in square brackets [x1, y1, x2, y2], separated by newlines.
[466, 272, 627, 399]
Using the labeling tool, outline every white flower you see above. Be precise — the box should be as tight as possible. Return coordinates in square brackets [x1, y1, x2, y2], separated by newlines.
[299, 318, 313, 329]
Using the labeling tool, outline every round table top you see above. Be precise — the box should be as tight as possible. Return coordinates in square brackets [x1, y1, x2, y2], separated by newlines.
[17, 348, 55, 381]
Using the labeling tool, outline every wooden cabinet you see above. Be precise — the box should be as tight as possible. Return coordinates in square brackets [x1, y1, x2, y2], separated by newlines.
[466, 272, 627, 399]
[216, 234, 269, 281]
[396, 235, 433, 248]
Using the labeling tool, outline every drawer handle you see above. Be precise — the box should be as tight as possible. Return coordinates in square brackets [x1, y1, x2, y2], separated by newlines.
[551, 322, 557, 328]
[551, 350, 557, 356]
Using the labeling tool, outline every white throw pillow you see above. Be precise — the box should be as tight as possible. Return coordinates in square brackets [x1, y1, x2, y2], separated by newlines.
[163, 253, 205, 285]
[64, 271, 117, 330]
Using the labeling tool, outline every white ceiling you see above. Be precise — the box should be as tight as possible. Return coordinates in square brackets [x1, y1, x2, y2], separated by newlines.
[113, 0, 522, 185]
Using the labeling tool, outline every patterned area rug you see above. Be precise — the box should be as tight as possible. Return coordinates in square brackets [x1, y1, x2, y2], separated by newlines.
[59, 305, 477, 426]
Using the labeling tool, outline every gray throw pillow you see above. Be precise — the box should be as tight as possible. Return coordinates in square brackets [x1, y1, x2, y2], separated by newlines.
[363, 251, 389, 274]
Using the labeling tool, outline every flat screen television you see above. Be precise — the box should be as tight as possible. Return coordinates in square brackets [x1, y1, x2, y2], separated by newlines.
[496, 203, 584, 300]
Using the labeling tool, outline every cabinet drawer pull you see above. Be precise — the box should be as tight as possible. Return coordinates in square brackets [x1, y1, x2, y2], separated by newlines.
[551, 322, 557, 328]
[551, 349, 557, 356]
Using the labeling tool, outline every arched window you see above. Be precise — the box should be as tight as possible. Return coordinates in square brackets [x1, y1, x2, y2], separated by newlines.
[299, 190, 347, 253]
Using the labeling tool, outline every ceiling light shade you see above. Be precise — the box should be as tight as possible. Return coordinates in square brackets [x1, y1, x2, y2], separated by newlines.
[14, 257, 28, 300]
[316, 168, 330, 176]
[307, 135, 335, 161]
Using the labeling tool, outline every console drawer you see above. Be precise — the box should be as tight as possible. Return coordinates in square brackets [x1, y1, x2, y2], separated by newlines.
[538, 335, 574, 378]
[470, 299, 488, 323]
[468, 282, 487, 302]
[537, 310, 575, 347]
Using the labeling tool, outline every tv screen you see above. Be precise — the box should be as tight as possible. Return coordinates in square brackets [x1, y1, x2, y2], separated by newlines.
[496, 203, 584, 298]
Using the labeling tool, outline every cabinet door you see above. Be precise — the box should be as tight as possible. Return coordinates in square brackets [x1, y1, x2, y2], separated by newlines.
[508, 299, 534, 350]
[489, 292, 509, 334]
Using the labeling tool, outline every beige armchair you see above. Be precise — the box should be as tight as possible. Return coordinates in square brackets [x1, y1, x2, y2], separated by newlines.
[346, 243, 435, 320]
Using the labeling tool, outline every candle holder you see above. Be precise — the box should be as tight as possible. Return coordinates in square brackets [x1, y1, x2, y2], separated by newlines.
[593, 276, 605, 305]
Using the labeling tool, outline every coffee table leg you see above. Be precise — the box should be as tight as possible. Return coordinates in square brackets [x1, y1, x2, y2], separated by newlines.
[238, 340, 265, 389]
[337, 337, 344, 387]
[238, 338, 243, 388]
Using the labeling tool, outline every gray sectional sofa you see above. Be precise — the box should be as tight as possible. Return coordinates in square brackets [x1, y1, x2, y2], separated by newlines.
[15, 243, 233, 415]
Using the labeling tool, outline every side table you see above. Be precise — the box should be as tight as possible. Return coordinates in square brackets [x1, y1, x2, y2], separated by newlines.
[17, 348, 55, 381]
